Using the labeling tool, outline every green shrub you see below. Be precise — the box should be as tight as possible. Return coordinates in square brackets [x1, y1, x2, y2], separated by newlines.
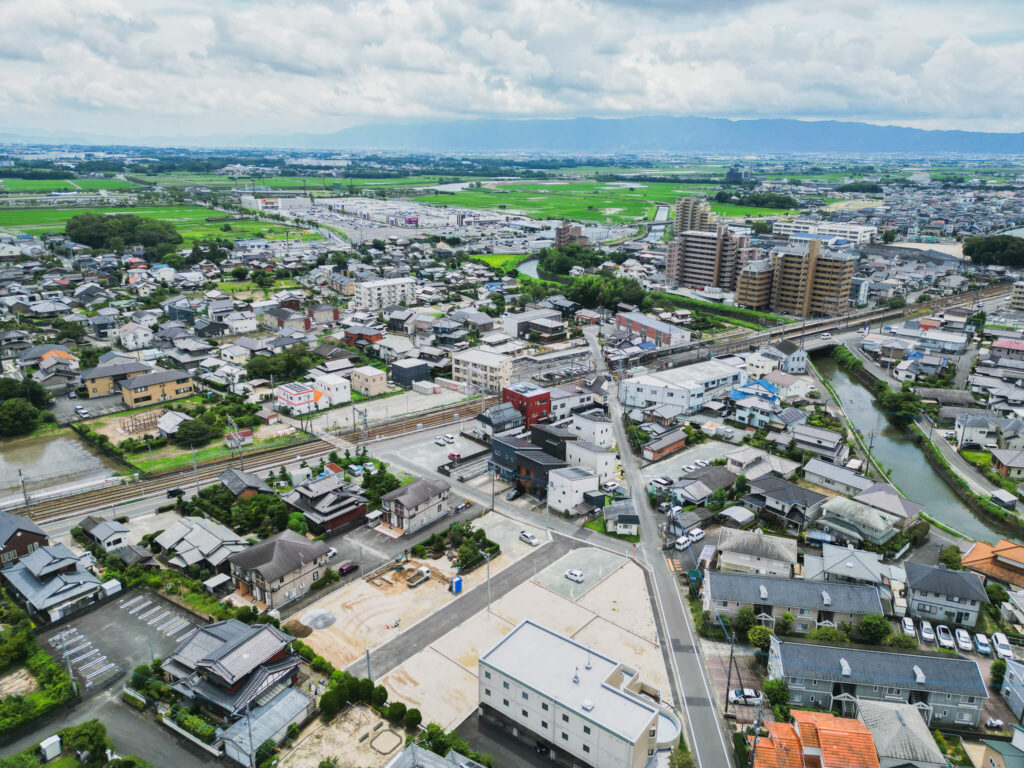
[386, 701, 407, 723]
[171, 707, 217, 743]
[122, 691, 147, 711]
[404, 708, 422, 731]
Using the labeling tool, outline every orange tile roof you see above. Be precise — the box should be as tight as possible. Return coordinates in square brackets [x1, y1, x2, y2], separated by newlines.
[817, 718, 879, 768]
[40, 349, 76, 362]
[752, 722, 804, 768]
[791, 710, 838, 748]
[963, 540, 1024, 589]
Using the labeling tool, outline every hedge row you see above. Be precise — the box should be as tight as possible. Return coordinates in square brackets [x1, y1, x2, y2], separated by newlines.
[171, 706, 218, 743]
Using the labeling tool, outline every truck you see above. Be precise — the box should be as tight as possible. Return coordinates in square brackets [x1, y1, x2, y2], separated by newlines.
[448, 452, 461, 462]
[406, 566, 431, 588]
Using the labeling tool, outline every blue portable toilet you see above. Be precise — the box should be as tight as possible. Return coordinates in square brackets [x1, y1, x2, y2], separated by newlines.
[450, 576, 463, 595]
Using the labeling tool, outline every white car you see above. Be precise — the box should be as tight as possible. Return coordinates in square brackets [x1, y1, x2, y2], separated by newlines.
[434, 436, 446, 446]
[602, 481, 622, 493]
[682, 464, 697, 474]
[919, 620, 935, 643]
[688, 528, 705, 544]
[565, 569, 584, 584]
[992, 632, 1015, 660]
[443, 433, 456, 443]
[326, 547, 338, 559]
[727, 688, 763, 706]
[821, 332, 831, 339]
[674, 536, 691, 551]
[955, 627, 973, 653]
[519, 531, 539, 547]
[694, 459, 709, 468]
[901, 617, 916, 637]
[936, 624, 955, 650]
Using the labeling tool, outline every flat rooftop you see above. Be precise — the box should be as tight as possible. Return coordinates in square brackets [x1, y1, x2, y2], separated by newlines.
[479, 619, 657, 742]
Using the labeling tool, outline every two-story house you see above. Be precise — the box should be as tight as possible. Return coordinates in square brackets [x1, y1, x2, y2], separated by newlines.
[380, 477, 450, 536]
[704, 572, 884, 633]
[78, 515, 128, 553]
[768, 636, 988, 728]
[282, 475, 367, 534]
[0, 511, 48, 568]
[80, 360, 152, 398]
[228, 530, 329, 610]
[715, 528, 798, 577]
[120, 369, 195, 407]
[1, 543, 105, 622]
[905, 561, 989, 626]
[742, 476, 826, 532]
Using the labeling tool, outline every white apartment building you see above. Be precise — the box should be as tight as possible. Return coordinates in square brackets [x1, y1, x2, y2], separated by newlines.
[571, 410, 614, 448]
[547, 467, 598, 513]
[619, 359, 746, 412]
[565, 441, 616, 484]
[452, 349, 513, 393]
[308, 372, 351, 407]
[274, 382, 323, 415]
[353, 277, 415, 309]
[771, 219, 877, 245]
[479, 620, 681, 768]
[1012, 282, 1024, 312]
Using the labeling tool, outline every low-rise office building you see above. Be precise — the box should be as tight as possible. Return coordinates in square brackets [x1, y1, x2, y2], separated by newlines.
[350, 366, 388, 396]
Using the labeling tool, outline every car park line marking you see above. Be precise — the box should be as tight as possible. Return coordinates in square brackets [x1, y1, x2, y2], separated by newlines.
[121, 596, 145, 609]
[79, 656, 107, 672]
[65, 641, 90, 655]
[128, 600, 151, 615]
[49, 629, 78, 644]
[161, 618, 186, 634]
[138, 607, 160, 620]
[158, 616, 182, 631]
[168, 622, 192, 638]
[72, 649, 99, 665]
[148, 610, 171, 626]
[86, 663, 115, 679]
[68, 643, 93, 660]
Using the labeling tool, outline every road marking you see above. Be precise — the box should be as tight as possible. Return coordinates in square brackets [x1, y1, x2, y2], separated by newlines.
[157, 616, 182, 631]
[168, 622, 192, 638]
[79, 656, 107, 672]
[72, 648, 99, 664]
[138, 607, 160, 620]
[128, 600, 151, 615]
[86, 663, 115, 679]
[148, 609, 171, 626]
[121, 595, 145, 609]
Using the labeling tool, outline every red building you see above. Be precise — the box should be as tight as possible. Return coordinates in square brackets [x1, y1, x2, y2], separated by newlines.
[502, 381, 551, 428]
[343, 325, 384, 346]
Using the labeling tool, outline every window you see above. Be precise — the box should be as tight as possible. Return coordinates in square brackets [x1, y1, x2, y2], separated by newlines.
[522, 692, 528, 700]
[503, 699, 509, 707]
[542, 703, 549, 711]
[649, 729, 656, 738]
[962, 696, 976, 705]
[791, 678, 804, 687]
[562, 714, 569, 723]
[583, 726, 590, 735]
[561, 733, 568, 742]
[312, 571, 319, 581]
[484, 671, 491, 680]
[503, 681, 509, 690]
[541, 721, 548, 729]
[582, 745, 590, 754]
[522, 710, 529, 718]
[484, 689, 490, 697]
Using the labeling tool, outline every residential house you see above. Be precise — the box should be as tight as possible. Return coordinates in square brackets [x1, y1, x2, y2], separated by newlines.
[905, 561, 989, 626]
[742, 475, 826, 532]
[0, 511, 48, 568]
[962, 538, 1024, 590]
[815, 497, 901, 547]
[760, 340, 808, 374]
[564, 441, 616, 484]
[547, 467, 599, 514]
[219, 468, 273, 500]
[80, 360, 151, 398]
[752, 712, 881, 768]
[716, 528, 798, 577]
[724, 446, 800, 481]
[603, 498, 640, 536]
[768, 423, 850, 465]
[308, 371, 352, 406]
[570, 409, 613, 448]
[79, 515, 128, 553]
[474, 402, 525, 440]
[671, 465, 737, 506]
[992, 449, 1024, 480]
[155, 518, 248, 574]
[853, 483, 923, 529]
[350, 366, 387, 396]
[856, 700, 946, 768]
[275, 382, 324, 415]
[380, 477, 450, 536]
[157, 410, 192, 438]
[768, 636, 988, 727]
[1000, 659, 1024, 722]
[803, 458, 875, 496]
[121, 369, 195, 407]
[978, 724, 1024, 768]
[1, 543, 105, 622]
[224, 311, 258, 335]
[283, 475, 368, 534]
[117, 322, 153, 351]
[228, 530, 330, 610]
[704, 572, 884, 633]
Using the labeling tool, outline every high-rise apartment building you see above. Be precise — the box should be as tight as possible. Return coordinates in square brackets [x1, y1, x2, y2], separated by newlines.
[765, 239, 854, 317]
[554, 220, 588, 248]
[736, 259, 774, 311]
[665, 225, 757, 291]
[1011, 282, 1024, 312]
[672, 197, 716, 232]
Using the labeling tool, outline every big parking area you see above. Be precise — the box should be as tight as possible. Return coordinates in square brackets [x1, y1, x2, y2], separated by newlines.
[38, 590, 202, 693]
[53, 392, 128, 425]
[641, 438, 735, 484]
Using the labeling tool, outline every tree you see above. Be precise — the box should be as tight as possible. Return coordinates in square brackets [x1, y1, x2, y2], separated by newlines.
[856, 614, 892, 645]
[884, 633, 919, 648]
[174, 419, 219, 447]
[231, 266, 248, 280]
[0, 397, 39, 437]
[361, 471, 401, 508]
[762, 679, 790, 708]
[993, 658, 1008, 686]
[372, 684, 388, 708]
[668, 747, 697, 768]
[776, 612, 794, 636]
[386, 701, 407, 723]
[731, 606, 757, 641]
[938, 545, 962, 570]
[319, 687, 343, 721]
[987, 583, 1009, 605]
[404, 708, 422, 731]
[882, 229, 898, 243]
[747, 625, 773, 655]
[805, 626, 848, 644]
[60, 720, 107, 765]
[0, 377, 52, 409]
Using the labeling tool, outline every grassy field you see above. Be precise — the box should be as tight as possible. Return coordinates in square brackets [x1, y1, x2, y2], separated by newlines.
[0, 204, 320, 246]
[131, 172, 474, 191]
[133, 431, 305, 473]
[415, 180, 784, 224]
[0, 177, 137, 193]
[215, 278, 299, 292]
[474, 253, 533, 269]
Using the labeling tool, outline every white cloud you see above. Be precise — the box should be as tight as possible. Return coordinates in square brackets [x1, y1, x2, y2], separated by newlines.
[0, 0, 1021, 138]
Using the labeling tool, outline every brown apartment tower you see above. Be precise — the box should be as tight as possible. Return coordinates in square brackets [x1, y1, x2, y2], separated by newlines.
[666, 225, 757, 291]
[673, 197, 717, 232]
[554, 220, 587, 248]
[736, 239, 853, 317]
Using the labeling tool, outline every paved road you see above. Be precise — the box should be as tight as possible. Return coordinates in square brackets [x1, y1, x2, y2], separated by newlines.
[585, 328, 733, 768]
[342, 533, 579, 678]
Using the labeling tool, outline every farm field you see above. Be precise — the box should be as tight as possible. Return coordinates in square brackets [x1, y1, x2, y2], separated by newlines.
[415, 179, 789, 224]
[0, 204, 320, 246]
[473, 253, 533, 269]
[130, 172, 475, 191]
[0, 177, 137, 193]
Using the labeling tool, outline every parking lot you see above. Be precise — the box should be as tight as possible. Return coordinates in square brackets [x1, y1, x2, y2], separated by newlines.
[38, 590, 201, 693]
[53, 391, 127, 425]
[641, 438, 734, 484]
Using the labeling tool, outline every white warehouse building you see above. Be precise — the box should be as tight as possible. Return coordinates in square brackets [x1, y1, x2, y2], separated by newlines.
[478, 620, 681, 768]
[619, 359, 746, 412]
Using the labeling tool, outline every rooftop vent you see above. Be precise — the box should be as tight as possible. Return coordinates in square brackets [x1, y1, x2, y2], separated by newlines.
[822, 591, 832, 606]
[759, 584, 768, 600]
[581, 700, 594, 712]
[573, 666, 579, 684]
[914, 665, 925, 684]
[840, 658, 851, 677]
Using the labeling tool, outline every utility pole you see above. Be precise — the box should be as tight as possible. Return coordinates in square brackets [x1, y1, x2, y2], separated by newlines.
[59, 632, 78, 698]
[18, 469, 31, 517]
[191, 445, 200, 495]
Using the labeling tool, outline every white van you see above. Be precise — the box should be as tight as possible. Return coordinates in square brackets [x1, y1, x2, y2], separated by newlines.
[674, 536, 691, 551]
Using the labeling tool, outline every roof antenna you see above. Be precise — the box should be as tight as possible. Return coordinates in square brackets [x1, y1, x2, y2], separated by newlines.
[573, 666, 579, 684]
[586, 647, 592, 670]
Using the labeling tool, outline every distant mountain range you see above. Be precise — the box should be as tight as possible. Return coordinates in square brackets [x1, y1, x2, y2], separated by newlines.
[3, 116, 1024, 154]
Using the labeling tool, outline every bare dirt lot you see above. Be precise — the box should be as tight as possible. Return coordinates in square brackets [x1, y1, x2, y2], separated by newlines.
[0, 667, 38, 697]
[281, 702, 409, 768]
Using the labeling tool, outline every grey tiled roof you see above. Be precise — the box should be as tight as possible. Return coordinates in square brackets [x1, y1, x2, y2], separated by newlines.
[716, 528, 797, 564]
[856, 700, 945, 765]
[228, 530, 328, 582]
[219, 468, 273, 496]
[0, 510, 45, 545]
[905, 561, 988, 603]
[707, 572, 883, 615]
[382, 477, 449, 508]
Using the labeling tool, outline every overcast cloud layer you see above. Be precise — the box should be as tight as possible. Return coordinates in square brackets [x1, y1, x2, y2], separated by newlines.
[2, 0, 1022, 139]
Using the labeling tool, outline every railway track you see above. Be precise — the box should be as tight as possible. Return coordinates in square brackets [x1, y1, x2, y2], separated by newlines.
[336, 396, 498, 442]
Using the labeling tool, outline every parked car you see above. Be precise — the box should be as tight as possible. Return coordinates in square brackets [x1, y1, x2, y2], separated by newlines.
[338, 561, 359, 576]
[821, 332, 831, 339]
[326, 547, 337, 559]
[694, 459, 709, 468]
[993, 632, 1015, 660]
[936, 624, 955, 649]
[955, 627, 973, 653]
[565, 569, 584, 584]
[166, 487, 185, 499]
[520, 531, 539, 546]
[727, 688, 763, 706]
[434, 436, 446, 446]
[975, 633, 992, 656]
[506, 488, 522, 501]
[602, 481, 622, 493]
[674, 536, 691, 551]
[455, 500, 472, 512]
[682, 464, 697, 474]
[448, 452, 461, 462]
[74, 406, 89, 417]
[901, 617, 916, 637]
[443, 434, 456, 443]
[688, 528, 705, 543]
[919, 620, 935, 643]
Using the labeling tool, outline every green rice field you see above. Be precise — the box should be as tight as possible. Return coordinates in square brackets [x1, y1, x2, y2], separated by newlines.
[130, 172, 473, 191]
[0, 177, 138, 193]
[0, 204, 320, 246]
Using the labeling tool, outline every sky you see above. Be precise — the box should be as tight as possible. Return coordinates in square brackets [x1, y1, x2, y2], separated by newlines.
[2, 0, 1023, 140]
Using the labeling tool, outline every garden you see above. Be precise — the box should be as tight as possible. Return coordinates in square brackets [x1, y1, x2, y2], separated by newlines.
[411, 521, 500, 573]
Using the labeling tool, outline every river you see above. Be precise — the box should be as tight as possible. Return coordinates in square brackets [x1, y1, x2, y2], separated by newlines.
[517, 258, 539, 278]
[814, 354, 1017, 543]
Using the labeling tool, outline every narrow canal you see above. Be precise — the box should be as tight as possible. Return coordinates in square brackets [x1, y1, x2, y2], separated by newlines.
[814, 354, 1017, 543]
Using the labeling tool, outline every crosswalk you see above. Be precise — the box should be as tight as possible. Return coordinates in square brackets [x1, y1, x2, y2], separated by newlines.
[119, 594, 194, 638]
